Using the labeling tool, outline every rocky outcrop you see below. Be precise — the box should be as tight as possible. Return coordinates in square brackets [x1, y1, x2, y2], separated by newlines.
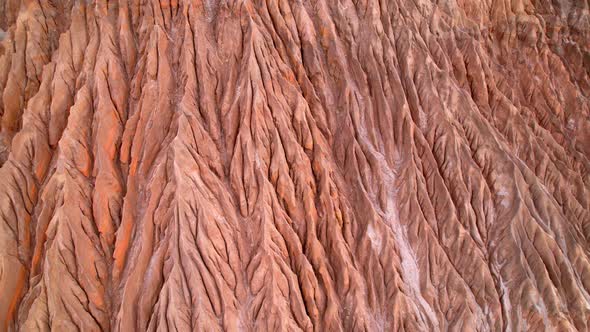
[0, 0, 588, 331]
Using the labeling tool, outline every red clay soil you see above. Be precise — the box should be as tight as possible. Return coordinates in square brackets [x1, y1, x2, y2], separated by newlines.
[0, 0, 589, 331]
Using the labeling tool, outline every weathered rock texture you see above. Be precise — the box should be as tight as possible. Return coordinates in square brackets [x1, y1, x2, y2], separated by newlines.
[0, 0, 589, 331]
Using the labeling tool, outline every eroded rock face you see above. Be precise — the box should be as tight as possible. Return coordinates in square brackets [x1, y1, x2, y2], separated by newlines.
[0, 0, 588, 331]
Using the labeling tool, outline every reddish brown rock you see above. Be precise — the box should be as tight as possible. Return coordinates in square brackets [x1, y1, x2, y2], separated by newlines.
[0, 0, 589, 331]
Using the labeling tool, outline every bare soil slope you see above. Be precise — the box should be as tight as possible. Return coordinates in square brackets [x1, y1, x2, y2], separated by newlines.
[0, 0, 589, 330]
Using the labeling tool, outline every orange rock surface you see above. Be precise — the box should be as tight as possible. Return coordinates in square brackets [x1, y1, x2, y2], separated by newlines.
[0, 0, 589, 330]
